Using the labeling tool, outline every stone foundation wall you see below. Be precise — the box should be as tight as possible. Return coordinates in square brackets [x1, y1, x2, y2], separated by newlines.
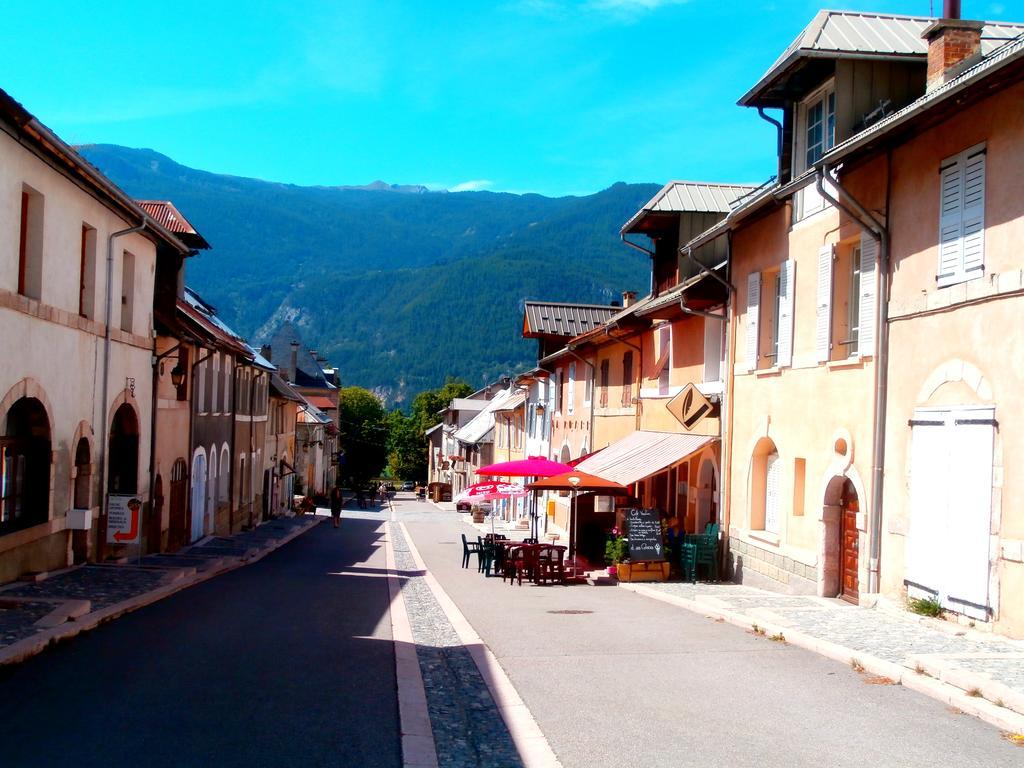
[728, 536, 817, 595]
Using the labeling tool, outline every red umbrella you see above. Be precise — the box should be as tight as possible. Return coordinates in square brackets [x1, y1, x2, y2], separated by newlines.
[476, 456, 573, 478]
[454, 481, 527, 503]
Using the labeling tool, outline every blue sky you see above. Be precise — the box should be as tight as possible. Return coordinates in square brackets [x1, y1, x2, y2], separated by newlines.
[2, 0, 1019, 196]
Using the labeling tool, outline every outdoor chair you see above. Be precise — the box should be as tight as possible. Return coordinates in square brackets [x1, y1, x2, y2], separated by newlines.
[502, 545, 524, 584]
[683, 533, 719, 582]
[680, 541, 697, 583]
[536, 545, 566, 585]
[461, 533, 482, 569]
[478, 537, 494, 575]
[523, 537, 539, 545]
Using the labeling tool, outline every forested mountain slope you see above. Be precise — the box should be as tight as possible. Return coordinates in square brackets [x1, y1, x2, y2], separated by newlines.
[79, 144, 657, 404]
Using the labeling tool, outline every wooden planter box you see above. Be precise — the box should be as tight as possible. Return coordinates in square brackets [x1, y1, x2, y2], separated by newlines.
[616, 561, 670, 582]
[471, 509, 486, 523]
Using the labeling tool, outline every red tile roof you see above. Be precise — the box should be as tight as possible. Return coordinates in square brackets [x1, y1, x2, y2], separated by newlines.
[138, 200, 210, 249]
[305, 395, 337, 410]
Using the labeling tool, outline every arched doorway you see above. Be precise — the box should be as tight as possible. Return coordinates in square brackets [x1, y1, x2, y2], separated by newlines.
[1, 397, 51, 533]
[168, 458, 188, 550]
[108, 404, 139, 493]
[206, 446, 217, 534]
[72, 437, 92, 562]
[696, 458, 719, 532]
[190, 449, 207, 542]
[823, 476, 859, 603]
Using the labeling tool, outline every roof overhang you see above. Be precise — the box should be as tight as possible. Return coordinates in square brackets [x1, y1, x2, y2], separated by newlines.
[575, 430, 716, 487]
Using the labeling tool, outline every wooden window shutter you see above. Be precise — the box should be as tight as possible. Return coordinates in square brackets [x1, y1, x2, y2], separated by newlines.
[776, 261, 795, 368]
[815, 245, 833, 363]
[745, 272, 760, 372]
[859, 233, 878, 356]
[937, 157, 963, 284]
[961, 147, 986, 279]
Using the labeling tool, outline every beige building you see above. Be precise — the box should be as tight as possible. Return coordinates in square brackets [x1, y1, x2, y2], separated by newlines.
[0, 88, 190, 580]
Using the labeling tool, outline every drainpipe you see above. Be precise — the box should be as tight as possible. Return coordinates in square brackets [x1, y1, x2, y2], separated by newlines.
[815, 166, 890, 595]
[680, 243, 736, 563]
[757, 107, 784, 161]
[97, 222, 146, 560]
[621, 233, 656, 295]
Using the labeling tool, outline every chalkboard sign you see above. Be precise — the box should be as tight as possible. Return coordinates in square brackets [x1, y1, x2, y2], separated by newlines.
[625, 507, 665, 562]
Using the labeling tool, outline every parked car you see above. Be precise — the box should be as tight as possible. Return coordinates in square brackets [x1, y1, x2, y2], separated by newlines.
[401, 481, 415, 491]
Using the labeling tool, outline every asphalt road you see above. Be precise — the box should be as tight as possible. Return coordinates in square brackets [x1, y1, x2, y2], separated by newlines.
[397, 496, 1024, 768]
[0, 517, 400, 768]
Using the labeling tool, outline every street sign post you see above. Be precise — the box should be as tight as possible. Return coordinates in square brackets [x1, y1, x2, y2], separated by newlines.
[106, 494, 142, 545]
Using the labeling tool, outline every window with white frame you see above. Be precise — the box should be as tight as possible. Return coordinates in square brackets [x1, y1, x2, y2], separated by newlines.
[938, 143, 986, 288]
[703, 311, 724, 387]
[655, 324, 672, 396]
[795, 83, 836, 219]
[584, 362, 593, 406]
[764, 452, 781, 534]
[746, 263, 794, 371]
[554, 369, 562, 414]
[815, 235, 877, 363]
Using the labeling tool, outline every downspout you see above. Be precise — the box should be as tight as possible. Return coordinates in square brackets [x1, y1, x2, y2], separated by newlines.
[816, 165, 890, 595]
[621, 234, 656, 296]
[757, 107, 784, 160]
[97, 222, 146, 560]
[187, 345, 213, 541]
[680, 243, 736, 561]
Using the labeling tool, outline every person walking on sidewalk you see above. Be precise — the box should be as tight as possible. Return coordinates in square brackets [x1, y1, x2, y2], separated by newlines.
[329, 485, 344, 528]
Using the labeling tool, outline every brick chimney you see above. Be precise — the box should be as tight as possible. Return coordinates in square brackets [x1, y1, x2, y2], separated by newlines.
[260, 344, 272, 362]
[622, 290, 637, 308]
[923, 2, 983, 92]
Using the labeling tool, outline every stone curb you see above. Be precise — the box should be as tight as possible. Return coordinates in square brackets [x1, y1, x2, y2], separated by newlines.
[619, 582, 1024, 735]
[0, 516, 320, 668]
[398, 521, 563, 768]
[383, 521, 440, 768]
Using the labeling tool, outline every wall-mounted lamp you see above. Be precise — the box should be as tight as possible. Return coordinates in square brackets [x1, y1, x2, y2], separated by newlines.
[170, 365, 185, 388]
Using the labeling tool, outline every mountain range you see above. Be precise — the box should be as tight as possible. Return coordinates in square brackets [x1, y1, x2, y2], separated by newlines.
[78, 144, 658, 406]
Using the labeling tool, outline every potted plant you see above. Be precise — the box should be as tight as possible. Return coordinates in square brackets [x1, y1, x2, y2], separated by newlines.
[604, 527, 627, 576]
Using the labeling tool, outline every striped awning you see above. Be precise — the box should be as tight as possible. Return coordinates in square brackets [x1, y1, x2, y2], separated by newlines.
[575, 430, 715, 486]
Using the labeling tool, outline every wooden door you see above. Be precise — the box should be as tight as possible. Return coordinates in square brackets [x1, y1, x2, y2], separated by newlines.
[840, 485, 859, 604]
[167, 459, 188, 551]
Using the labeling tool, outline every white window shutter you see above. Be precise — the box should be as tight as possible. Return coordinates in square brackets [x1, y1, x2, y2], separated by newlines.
[937, 158, 963, 285]
[745, 272, 760, 372]
[907, 414, 948, 596]
[859, 232, 878, 356]
[961, 148, 986, 279]
[815, 245, 833, 363]
[777, 261, 795, 368]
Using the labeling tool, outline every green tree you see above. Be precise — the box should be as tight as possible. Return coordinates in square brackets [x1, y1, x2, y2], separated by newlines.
[338, 387, 388, 487]
[386, 409, 424, 481]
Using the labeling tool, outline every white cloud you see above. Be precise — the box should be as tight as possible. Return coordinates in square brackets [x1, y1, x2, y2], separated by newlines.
[449, 179, 495, 192]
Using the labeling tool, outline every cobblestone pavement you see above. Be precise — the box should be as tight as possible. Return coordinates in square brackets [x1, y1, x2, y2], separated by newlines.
[644, 581, 1024, 700]
[0, 601, 56, 646]
[1, 565, 171, 612]
[390, 523, 523, 768]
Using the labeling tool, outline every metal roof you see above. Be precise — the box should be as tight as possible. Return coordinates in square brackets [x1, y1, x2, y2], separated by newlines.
[270, 372, 304, 403]
[453, 390, 516, 445]
[522, 301, 619, 338]
[621, 180, 759, 232]
[824, 31, 1024, 164]
[178, 288, 254, 358]
[492, 392, 527, 413]
[137, 200, 210, 249]
[575, 430, 715, 486]
[741, 10, 1024, 105]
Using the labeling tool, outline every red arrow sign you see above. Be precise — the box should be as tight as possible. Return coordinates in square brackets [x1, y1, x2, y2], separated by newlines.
[113, 506, 140, 542]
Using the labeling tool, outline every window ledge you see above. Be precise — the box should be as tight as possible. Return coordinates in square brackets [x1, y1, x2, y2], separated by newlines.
[749, 530, 781, 547]
[754, 367, 782, 378]
[826, 357, 865, 370]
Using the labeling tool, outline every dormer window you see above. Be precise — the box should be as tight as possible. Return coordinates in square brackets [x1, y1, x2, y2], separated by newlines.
[804, 88, 835, 168]
[794, 81, 836, 220]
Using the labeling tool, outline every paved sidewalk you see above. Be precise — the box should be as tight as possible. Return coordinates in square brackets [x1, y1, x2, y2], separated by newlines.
[629, 581, 1024, 730]
[0, 513, 319, 665]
